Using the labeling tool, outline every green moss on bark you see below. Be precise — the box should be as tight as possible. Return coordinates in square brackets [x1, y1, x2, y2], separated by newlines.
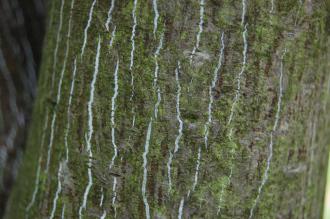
[6, 0, 330, 218]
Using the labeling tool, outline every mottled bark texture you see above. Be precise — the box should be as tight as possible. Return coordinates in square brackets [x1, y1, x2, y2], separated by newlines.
[0, 0, 46, 217]
[5, 0, 330, 218]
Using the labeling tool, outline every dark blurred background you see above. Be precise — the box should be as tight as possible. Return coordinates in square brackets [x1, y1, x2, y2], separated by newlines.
[0, 0, 47, 216]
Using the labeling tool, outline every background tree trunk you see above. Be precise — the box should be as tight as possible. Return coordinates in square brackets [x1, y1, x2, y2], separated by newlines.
[0, 0, 46, 216]
[5, 0, 330, 218]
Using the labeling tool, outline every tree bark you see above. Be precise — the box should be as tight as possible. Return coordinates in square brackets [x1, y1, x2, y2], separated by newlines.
[5, 0, 330, 218]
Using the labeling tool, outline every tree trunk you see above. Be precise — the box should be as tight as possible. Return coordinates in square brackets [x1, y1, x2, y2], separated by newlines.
[0, 0, 46, 216]
[5, 0, 330, 218]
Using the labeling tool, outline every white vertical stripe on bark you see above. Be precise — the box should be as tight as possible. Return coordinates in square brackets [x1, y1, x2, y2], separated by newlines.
[153, 33, 164, 118]
[167, 62, 183, 192]
[167, 151, 173, 193]
[109, 26, 117, 48]
[50, 163, 63, 219]
[130, 0, 138, 127]
[112, 177, 118, 217]
[79, 36, 102, 219]
[46, 0, 74, 173]
[227, 24, 248, 127]
[25, 112, 49, 213]
[191, 145, 202, 192]
[270, 0, 275, 13]
[99, 187, 106, 219]
[100, 211, 107, 219]
[241, 0, 247, 26]
[105, 0, 115, 31]
[51, 0, 65, 89]
[109, 60, 119, 169]
[190, 0, 205, 63]
[248, 49, 286, 219]
[218, 3, 248, 214]
[204, 32, 225, 149]
[109, 60, 120, 217]
[99, 187, 104, 207]
[178, 197, 185, 219]
[80, 0, 97, 58]
[130, 0, 138, 71]
[64, 58, 77, 163]
[142, 119, 153, 219]
[217, 151, 234, 215]
[152, 0, 159, 36]
[61, 204, 65, 219]
[26, 156, 42, 213]
[174, 63, 183, 154]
